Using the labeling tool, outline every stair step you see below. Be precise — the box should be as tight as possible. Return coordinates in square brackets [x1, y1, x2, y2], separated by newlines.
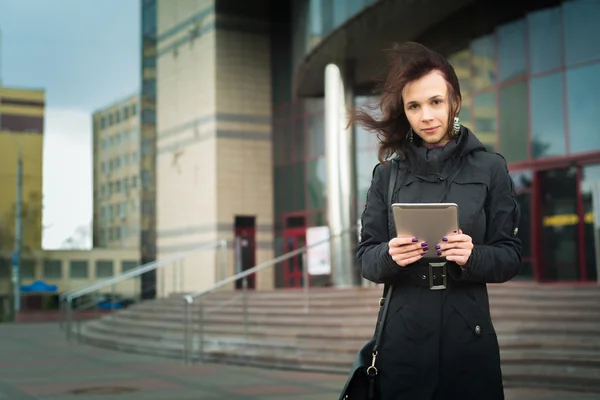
[77, 326, 600, 393]
[72, 283, 600, 394]
[84, 317, 600, 353]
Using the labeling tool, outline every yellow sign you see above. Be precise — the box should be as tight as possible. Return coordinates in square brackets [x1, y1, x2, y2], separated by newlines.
[543, 212, 595, 227]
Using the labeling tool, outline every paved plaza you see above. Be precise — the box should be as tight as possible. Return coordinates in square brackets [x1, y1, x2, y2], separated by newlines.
[0, 323, 598, 399]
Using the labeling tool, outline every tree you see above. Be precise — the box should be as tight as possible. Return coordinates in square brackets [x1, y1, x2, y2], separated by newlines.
[61, 223, 92, 250]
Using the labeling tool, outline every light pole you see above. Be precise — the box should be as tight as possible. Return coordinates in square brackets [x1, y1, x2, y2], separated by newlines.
[0, 28, 23, 317]
[12, 149, 23, 316]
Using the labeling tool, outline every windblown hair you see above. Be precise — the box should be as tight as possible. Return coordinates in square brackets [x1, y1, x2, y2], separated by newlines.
[348, 42, 462, 163]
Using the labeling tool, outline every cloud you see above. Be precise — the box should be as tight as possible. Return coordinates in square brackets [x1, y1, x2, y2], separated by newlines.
[42, 108, 93, 249]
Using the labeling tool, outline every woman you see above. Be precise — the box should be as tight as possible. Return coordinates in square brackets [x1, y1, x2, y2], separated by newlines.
[353, 42, 522, 399]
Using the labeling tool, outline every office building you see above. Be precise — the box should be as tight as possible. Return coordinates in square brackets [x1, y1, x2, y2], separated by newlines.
[147, 0, 600, 288]
[0, 85, 44, 253]
[92, 94, 141, 249]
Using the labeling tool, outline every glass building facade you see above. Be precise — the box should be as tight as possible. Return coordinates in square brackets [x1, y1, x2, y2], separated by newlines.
[273, 0, 600, 285]
[139, 0, 158, 298]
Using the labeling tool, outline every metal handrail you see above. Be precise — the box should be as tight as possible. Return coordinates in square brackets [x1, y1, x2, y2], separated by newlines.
[61, 238, 228, 342]
[181, 225, 358, 364]
[62, 239, 227, 301]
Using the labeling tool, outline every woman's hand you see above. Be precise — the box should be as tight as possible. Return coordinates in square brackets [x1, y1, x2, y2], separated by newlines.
[388, 236, 428, 267]
[437, 229, 473, 267]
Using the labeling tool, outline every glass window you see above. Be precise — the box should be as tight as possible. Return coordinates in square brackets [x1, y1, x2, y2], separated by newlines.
[516, 192, 532, 261]
[581, 164, 600, 281]
[530, 73, 566, 158]
[510, 168, 532, 187]
[307, 210, 325, 227]
[355, 124, 378, 151]
[563, 0, 600, 66]
[333, 0, 347, 28]
[356, 149, 379, 205]
[293, 116, 305, 162]
[283, 164, 294, 213]
[43, 260, 62, 279]
[539, 167, 581, 280]
[308, 0, 323, 37]
[470, 35, 496, 92]
[283, 121, 294, 162]
[458, 106, 472, 129]
[348, 0, 366, 16]
[0, 258, 9, 278]
[450, 50, 473, 117]
[566, 63, 600, 154]
[295, 162, 306, 211]
[274, 167, 285, 216]
[499, 82, 528, 163]
[307, 157, 326, 210]
[141, 109, 156, 124]
[527, 7, 562, 74]
[473, 92, 497, 151]
[354, 96, 380, 151]
[273, 120, 283, 166]
[307, 112, 325, 157]
[121, 261, 138, 273]
[497, 19, 526, 82]
[69, 260, 89, 279]
[21, 259, 35, 280]
[96, 260, 114, 278]
[320, 0, 334, 36]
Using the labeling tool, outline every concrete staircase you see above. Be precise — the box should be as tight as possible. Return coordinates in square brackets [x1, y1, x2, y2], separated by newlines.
[75, 282, 600, 393]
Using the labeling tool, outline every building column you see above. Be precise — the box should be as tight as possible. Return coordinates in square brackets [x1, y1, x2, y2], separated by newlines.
[325, 63, 357, 288]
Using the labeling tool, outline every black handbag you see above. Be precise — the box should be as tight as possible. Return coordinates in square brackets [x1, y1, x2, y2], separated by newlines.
[338, 160, 400, 400]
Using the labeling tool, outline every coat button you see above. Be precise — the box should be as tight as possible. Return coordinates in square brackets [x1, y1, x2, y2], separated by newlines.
[475, 325, 481, 335]
[421, 274, 426, 280]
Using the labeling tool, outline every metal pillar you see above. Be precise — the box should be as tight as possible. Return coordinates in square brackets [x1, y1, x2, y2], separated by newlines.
[324, 63, 357, 287]
[12, 151, 22, 314]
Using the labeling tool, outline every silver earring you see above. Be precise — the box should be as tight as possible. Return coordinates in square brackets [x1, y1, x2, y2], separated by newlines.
[407, 128, 413, 142]
[453, 117, 460, 135]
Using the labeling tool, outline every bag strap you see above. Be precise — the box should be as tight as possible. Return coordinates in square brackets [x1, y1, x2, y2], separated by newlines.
[371, 159, 399, 356]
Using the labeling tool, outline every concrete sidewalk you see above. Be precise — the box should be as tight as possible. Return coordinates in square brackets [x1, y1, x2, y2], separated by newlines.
[0, 323, 598, 400]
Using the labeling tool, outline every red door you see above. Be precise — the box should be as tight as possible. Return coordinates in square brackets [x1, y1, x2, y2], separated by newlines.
[283, 228, 306, 288]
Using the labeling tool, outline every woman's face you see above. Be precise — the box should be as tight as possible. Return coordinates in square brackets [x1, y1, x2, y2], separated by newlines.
[402, 71, 452, 146]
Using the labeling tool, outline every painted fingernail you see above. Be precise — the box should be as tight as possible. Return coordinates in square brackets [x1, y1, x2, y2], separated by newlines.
[423, 247, 429, 252]
[442, 237, 448, 242]
[435, 245, 441, 250]
[421, 252, 427, 256]
[437, 250, 442, 256]
[421, 242, 428, 247]
[412, 238, 419, 242]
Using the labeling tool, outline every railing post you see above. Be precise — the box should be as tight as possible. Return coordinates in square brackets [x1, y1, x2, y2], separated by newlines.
[302, 250, 310, 313]
[160, 264, 165, 299]
[242, 277, 249, 341]
[66, 297, 73, 342]
[183, 296, 193, 365]
[77, 309, 82, 343]
[198, 297, 204, 362]
[111, 284, 116, 320]
[220, 240, 227, 281]
[173, 260, 178, 295]
[58, 297, 64, 330]
[179, 259, 184, 293]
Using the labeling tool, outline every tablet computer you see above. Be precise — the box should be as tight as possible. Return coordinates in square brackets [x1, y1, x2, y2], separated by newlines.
[391, 203, 459, 258]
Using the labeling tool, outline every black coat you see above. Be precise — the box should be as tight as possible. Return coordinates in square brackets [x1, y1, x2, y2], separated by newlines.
[357, 127, 522, 400]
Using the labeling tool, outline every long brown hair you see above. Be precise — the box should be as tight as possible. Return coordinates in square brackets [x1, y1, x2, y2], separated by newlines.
[348, 42, 462, 163]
